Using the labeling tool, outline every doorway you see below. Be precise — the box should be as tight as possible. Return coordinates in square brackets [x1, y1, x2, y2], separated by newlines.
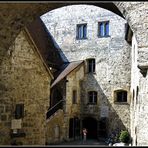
[69, 117, 80, 139]
[82, 117, 98, 139]
[98, 117, 108, 138]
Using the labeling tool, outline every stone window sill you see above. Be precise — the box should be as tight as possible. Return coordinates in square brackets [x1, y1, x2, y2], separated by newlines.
[114, 102, 129, 105]
[98, 35, 110, 38]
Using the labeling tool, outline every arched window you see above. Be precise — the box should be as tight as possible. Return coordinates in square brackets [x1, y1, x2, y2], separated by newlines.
[88, 91, 97, 104]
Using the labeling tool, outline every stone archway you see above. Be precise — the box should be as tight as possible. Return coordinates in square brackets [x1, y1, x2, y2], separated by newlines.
[0, 1, 147, 146]
[0, 2, 147, 54]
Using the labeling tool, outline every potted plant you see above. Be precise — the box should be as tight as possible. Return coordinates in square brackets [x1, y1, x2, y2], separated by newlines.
[119, 130, 130, 145]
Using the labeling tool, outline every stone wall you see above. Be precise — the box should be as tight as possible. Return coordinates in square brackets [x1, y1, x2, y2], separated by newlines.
[0, 2, 146, 56]
[0, 30, 52, 145]
[0, 2, 147, 146]
[65, 63, 84, 139]
[137, 71, 148, 146]
[46, 109, 65, 144]
[46, 62, 84, 143]
[130, 34, 139, 146]
[115, 2, 148, 146]
[115, 2, 148, 47]
[41, 5, 131, 135]
[0, 56, 12, 144]
[130, 34, 148, 146]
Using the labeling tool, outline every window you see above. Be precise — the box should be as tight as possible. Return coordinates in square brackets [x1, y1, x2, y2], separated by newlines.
[136, 86, 139, 104]
[133, 89, 135, 102]
[98, 21, 109, 37]
[125, 23, 133, 44]
[76, 24, 87, 39]
[88, 91, 97, 104]
[15, 104, 24, 119]
[114, 90, 127, 102]
[72, 90, 77, 104]
[87, 58, 95, 73]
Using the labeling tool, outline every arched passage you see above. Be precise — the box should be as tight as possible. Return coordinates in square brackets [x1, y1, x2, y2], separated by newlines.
[82, 117, 98, 139]
[0, 1, 147, 146]
[0, 2, 144, 53]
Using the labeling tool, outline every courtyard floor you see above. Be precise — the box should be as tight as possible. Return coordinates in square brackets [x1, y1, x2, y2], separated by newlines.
[49, 139, 109, 147]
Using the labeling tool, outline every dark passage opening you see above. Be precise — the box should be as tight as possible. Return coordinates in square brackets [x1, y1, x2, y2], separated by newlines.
[82, 117, 98, 139]
[98, 117, 108, 138]
[69, 117, 80, 139]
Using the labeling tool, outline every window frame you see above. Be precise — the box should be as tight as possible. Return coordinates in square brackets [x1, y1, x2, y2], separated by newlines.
[88, 91, 97, 104]
[98, 21, 110, 38]
[76, 23, 87, 40]
[87, 58, 96, 73]
[15, 104, 24, 119]
[114, 90, 128, 103]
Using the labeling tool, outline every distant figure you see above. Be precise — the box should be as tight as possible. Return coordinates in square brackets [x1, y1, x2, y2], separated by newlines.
[82, 128, 88, 142]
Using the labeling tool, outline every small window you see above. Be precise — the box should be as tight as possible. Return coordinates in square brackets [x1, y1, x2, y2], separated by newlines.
[114, 90, 127, 102]
[136, 86, 139, 104]
[136, 86, 139, 98]
[87, 59, 95, 73]
[76, 24, 87, 39]
[98, 21, 109, 37]
[72, 90, 77, 104]
[88, 91, 97, 104]
[133, 89, 135, 102]
[15, 104, 24, 119]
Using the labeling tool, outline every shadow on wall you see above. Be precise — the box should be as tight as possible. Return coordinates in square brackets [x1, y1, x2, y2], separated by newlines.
[26, 17, 130, 145]
[26, 18, 69, 72]
[80, 73, 130, 141]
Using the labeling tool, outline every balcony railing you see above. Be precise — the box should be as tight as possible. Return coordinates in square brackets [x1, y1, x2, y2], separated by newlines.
[46, 99, 65, 119]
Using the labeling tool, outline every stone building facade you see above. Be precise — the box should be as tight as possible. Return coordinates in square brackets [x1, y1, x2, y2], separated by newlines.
[130, 33, 148, 146]
[46, 60, 85, 143]
[0, 2, 147, 146]
[0, 25, 53, 145]
[41, 5, 131, 141]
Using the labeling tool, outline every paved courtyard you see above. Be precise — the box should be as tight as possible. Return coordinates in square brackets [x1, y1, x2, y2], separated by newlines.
[50, 139, 109, 147]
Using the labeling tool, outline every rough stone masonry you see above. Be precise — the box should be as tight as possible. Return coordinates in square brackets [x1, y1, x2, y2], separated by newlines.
[41, 4, 131, 138]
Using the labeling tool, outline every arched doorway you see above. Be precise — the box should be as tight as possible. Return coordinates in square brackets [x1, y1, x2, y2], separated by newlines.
[82, 117, 98, 139]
